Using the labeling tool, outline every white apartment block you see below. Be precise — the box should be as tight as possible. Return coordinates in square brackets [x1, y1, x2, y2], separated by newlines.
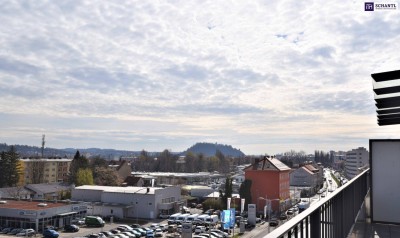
[345, 147, 369, 179]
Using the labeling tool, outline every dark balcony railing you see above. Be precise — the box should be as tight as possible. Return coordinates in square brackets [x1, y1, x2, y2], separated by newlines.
[265, 169, 370, 238]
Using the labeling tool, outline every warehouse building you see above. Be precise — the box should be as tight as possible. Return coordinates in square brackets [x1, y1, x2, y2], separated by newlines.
[71, 185, 181, 219]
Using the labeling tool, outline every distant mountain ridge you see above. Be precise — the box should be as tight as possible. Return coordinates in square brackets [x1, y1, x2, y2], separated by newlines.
[0, 142, 245, 158]
[183, 142, 245, 157]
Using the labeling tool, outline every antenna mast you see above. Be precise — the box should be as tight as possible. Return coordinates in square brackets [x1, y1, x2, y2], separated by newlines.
[41, 134, 45, 157]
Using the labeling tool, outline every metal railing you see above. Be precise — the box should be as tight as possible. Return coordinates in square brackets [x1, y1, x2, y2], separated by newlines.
[265, 169, 370, 238]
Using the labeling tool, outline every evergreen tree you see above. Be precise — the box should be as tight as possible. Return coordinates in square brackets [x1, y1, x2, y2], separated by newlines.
[239, 179, 252, 211]
[219, 177, 233, 209]
[69, 150, 89, 185]
[0, 146, 21, 187]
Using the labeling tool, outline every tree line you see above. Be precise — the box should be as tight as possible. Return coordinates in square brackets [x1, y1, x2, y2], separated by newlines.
[134, 149, 251, 174]
[69, 151, 122, 186]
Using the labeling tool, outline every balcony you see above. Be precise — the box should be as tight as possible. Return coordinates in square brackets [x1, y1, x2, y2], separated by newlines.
[258, 169, 398, 238]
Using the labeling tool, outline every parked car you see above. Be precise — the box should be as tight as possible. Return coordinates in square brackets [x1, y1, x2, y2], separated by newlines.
[286, 209, 294, 215]
[43, 229, 59, 238]
[130, 224, 141, 228]
[158, 224, 168, 232]
[1, 227, 13, 234]
[100, 231, 114, 237]
[167, 225, 177, 233]
[279, 213, 288, 220]
[269, 218, 279, 227]
[159, 214, 170, 219]
[64, 224, 79, 232]
[16, 229, 35, 236]
[194, 226, 206, 234]
[149, 223, 160, 231]
[72, 218, 85, 225]
[154, 229, 163, 237]
[146, 230, 154, 238]
[8, 228, 24, 235]
[45, 226, 59, 231]
[210, 229, 228, 238]
[133, 227, 147, 236]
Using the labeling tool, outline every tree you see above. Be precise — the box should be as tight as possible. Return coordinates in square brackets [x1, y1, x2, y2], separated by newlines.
[239, 179, 252, 211]
[69, 150, 89, 184]
[90, 156, 108, 169]
[75, 168, 94, 186]
[93, 167, 122, 186]
[202, 198, 224, 211]
[219, 177, 233, 209]
[0, 146, 22, 187]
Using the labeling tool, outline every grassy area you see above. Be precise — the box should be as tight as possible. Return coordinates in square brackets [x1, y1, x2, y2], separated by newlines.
[330, 172, 342, 187]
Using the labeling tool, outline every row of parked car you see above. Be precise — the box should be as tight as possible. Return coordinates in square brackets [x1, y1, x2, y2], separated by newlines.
[0, 227, 36, 236]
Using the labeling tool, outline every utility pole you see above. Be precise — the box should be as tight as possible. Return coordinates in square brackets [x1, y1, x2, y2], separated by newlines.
[41, 134, 45, 157]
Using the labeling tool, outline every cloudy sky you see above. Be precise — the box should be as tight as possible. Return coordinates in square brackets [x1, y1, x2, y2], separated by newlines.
[0, 0, 399, 155]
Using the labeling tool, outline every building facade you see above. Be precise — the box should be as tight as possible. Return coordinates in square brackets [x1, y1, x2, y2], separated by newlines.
[244, 157, 291, 213]
[21, 158, 72, 184]
[0, 199, 86, 232]
[345, 147, 369, 179]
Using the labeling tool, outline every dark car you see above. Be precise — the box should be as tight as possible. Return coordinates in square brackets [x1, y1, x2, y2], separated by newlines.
[110, 229, 121, 234]
[43, 229, 59, 238]
[279, 213, 288, 220]
[269, 218, 279, 227]
[1, 227, 13, 234]
[9, 228, 23, 235]
[130, 224, 141, 228]
[64, 224, 79, 232]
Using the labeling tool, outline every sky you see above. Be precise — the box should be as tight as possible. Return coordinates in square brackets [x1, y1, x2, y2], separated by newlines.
[1, 0, 400, 155]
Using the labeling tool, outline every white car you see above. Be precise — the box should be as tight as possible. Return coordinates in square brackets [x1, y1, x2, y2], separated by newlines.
[194, 226, 206, 234]
[154, 228, 163, 237]
[159, 224, 168, 232]
[150, 223, 160, 231]
[16, 229, 35, 236]
[210, 229, 228, 238]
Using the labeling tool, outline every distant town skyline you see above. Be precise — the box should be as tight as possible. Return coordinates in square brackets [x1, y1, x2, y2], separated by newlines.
[1, 1, 399, 155]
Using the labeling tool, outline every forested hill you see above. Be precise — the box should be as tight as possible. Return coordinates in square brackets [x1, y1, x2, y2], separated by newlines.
[183, 142, 245, 157]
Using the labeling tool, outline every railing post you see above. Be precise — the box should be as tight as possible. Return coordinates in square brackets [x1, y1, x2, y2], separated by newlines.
[310, 208, 321, 238]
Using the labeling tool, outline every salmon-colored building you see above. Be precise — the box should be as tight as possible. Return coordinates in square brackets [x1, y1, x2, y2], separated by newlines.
[244, 156, 291, 213]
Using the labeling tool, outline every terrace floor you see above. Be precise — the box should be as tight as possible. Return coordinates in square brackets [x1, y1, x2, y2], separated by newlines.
[348, 220, 400, 238]
[348, 191, 400, 238]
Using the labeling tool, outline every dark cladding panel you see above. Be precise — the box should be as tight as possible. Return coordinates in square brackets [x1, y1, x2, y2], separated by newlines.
[374, 85, 400, 95]
[377, 108, 400, 115]
[371, 70, 400, 82]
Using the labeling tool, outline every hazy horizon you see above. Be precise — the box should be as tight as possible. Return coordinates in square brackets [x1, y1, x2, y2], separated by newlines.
[1, 1, 399, 154]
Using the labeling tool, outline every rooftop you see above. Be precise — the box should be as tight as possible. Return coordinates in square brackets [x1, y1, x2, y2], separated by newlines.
[0, 199, 69, 211]
[75, 185, 164, 194]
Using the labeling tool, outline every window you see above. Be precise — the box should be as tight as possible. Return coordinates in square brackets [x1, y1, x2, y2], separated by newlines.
[111, 209, 113, 214]
[149, 203, 152, 205]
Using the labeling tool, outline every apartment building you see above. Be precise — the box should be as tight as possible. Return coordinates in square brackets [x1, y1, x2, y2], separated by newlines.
[244, 156, 291, 213]
[21, 157, 72, 184]
[345, 147, 369, 179]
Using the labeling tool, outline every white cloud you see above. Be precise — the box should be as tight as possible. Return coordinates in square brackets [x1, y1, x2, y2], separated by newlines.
[1, 0, 400, 154]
